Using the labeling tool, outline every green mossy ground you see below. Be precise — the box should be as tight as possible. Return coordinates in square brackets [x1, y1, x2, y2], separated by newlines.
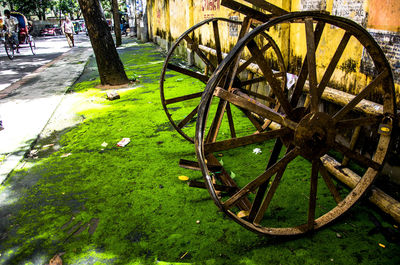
[0, 40, 399, 265]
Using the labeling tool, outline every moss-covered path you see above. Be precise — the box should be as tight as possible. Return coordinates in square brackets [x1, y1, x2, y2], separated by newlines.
[0, 39, 399, 265]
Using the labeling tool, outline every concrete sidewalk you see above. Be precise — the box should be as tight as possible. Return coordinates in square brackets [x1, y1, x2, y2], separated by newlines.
[0, 44, 93, 184]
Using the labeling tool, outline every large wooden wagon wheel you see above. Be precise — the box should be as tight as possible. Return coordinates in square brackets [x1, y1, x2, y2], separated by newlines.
[195, 12, 397, 236]
[160, 17, 287, 143]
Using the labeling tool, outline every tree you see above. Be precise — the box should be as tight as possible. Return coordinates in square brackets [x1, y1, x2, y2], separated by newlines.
[58, 0, 81, 20]
[7, 0, 56, 20]
[78, 0, 129, 85]
[111, 0, 122, 47]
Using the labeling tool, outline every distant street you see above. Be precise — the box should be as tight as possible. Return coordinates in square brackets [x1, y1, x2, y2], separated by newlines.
[0, 33, 90, 92]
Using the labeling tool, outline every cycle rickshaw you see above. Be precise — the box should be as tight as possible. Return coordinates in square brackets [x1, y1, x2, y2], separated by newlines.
[2, 11, 36, 60]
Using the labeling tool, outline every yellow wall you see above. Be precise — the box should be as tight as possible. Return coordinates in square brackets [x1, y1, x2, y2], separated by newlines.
[148, 0, 400, 104]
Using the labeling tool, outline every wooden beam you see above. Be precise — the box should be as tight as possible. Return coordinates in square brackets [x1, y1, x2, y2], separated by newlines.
[321, 155, 400, 223]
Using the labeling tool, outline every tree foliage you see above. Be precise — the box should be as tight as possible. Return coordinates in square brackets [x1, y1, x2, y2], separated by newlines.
[6, 0, 82, 20]
[58, 0, 81, 19]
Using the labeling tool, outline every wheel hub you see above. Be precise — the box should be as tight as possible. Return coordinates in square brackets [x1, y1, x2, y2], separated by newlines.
[294, 112, 336, 159]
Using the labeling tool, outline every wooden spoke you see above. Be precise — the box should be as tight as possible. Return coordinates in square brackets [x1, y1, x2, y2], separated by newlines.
[305, 18, 319, 113]
[248, 139, 284, 222]
[204, 128, 290, 153]
[253, 166, 286, 225]
[223, 147, 300, 209]
[237, 43, 272, 74]
[239, 89, 276, 104]
[335, 116, 380, 129]
[308, 159, 319, 230]
[212, 21, 223, 63]
[333, 141, 381, 170]
[333, 69, 389, 121]
[317, 32, 351, 99]
[240, 77, 266, 87]
[184, 35, 216, 72]
[166, 63, 209, 83]
[241, 109, 264, 132]
[177, 105, 199, 129]
[165, 92, 203, 105]
[225, 103, 236, 138]
[214, 87, 298, 130]
[247, 40, 294, 119]
[206, 99, 228, 143]
[290, 21, 325, 107]
[227, 17, 253, 91]
[318, 160, 342, 203]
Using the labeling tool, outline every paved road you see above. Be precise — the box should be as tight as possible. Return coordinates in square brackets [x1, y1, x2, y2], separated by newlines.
[0, 33, 93, 183]
[0, 34, 89, 92]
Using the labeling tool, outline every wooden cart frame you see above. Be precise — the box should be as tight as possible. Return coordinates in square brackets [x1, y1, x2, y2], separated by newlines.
[160, 0, 398, 236]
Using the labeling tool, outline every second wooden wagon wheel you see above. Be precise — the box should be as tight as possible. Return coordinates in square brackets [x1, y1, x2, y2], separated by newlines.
[195, 12, 397, 236]
[160, 17, 287, 143]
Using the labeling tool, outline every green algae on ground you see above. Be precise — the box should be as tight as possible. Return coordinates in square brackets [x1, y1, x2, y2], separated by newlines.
[0, 40, 399, 265]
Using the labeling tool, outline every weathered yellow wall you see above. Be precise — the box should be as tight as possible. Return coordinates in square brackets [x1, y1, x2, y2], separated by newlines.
[148, 0, 400, 104]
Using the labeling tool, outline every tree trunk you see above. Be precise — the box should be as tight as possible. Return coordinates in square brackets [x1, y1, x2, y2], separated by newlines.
[78, 0, 129, 85]
[112, 0, 122, 47]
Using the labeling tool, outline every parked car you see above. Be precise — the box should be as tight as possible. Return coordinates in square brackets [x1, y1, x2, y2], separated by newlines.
[40, 25, 62, 36]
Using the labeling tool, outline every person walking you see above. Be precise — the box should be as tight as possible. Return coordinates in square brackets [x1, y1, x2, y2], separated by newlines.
[62, 16, 74, 47]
